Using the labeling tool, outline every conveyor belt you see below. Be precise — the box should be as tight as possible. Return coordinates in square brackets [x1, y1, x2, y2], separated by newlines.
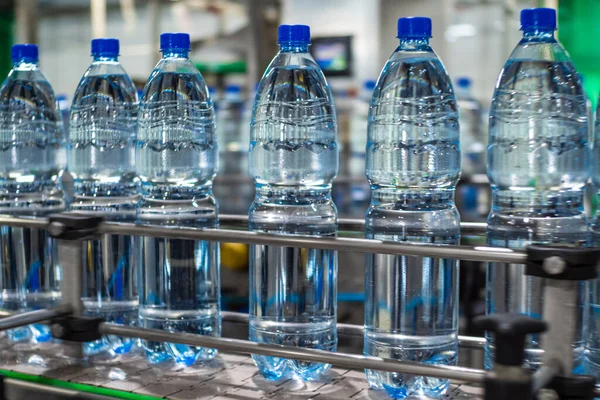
[0, 340, 481, 399]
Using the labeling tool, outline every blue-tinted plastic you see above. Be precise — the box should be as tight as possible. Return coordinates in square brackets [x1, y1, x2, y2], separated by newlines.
[68, 43, 138, 358]
[364, 32, 460, 398]
[396, 17, 432, 38]
[486, 17, 588, 371]
[136, 38, 220, 366]
[248, 29, 338, 382]
[91, 38, 119, 57]
[160, 32, 191, 52]
[456, 77, 471, 89]
[277, 24, 310, 45]
[11, 44, 38, 63]
[0, 45, 64, 349]
[364, 80, 376, 90]
[225, 84, 242, 94]
[520, 8, 556, 31]
[589, 93, 600, 381]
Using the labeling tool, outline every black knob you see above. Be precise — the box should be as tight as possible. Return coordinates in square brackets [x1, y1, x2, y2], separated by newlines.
[475, 313, 547, 367]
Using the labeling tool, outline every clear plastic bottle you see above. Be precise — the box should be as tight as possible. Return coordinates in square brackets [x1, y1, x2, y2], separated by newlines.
[216, 84, 246, 213]
[0, 44, 65, 345]
[587, 95, 600, 379]
[241, 83, 258, 145]
[455, 77, 484, 177]
[217, 84, 245, 175]
[455, 77, 486, 222]
[364, 17, 460, 398]
[68, 38, 139, 357]
[349, 80, 375, 178]
[486, 8, 589, 370]
[248, 24, 338, 381]
[137, 33, 220, 366]
[215, 83, 253, 214]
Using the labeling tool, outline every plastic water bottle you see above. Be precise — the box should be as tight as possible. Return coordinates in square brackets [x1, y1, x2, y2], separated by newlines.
[455, 77, 484, 176]
[0, 44, 65, 345]
[241, 83, 258, 143]
[68, 38, 138, 357]
[584, 88, 600, 380]
[486, 8, 588, 370]
[217, 84, 245, 176]
[364, 17, 460, 398]
[248, 24, 338, 381]
[455, 78, 486, 222]
[349, 80, 375, 178]
[215, 84, 253, 213]
[137, 33, 220, 366]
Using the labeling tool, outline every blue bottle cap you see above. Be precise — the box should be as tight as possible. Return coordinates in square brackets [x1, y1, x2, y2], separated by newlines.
[456, 77, 471, 89]
[12, 44, 38, 63]
[160, 33, 191, 52]
[278, 25, 310, 45]
[364, 80, 376, 90]
[225, 84, 242, 94]
[520, 8, 556, 31]
[91, 38, 119, 57]
[397, 17, 432, 39]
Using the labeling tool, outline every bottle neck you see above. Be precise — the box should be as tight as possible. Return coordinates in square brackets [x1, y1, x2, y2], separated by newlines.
[398, 37, 431, 51]
[279, 43, 309, 53]
[92, 55, 118, 62]
[161, 51, 189, 59]
[521, 29, 556, 43]
[12, 59, 38, 70]
[455, 87, 470, 96]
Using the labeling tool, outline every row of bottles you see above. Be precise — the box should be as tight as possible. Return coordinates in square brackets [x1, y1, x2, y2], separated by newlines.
[0, 6, 597, 400]
[0, 34, 220, 365]
[361, 8, 594, 398]
[362, 8, 592, 399]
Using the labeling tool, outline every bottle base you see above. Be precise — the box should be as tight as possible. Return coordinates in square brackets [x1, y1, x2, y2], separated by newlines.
[249, 321, 336, 381]
[584, 348, 600, 378]
[7, 324, 51, 344]
[366, 371, 450, 399]
[139, 310, 220, 366]
[83, 304, 138, 357]
[364, 332, 456, 399]
[141, 341, 218, 366]
[252, 354, 333, 382]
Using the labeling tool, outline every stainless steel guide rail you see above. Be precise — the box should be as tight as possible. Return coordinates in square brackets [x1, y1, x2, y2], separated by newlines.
[0, 215, 516, 263]
[2, 309, 600, 397]
[99, 323, 487, 383]
[221, 214, 489, 236]
[1, 213, 596, 399]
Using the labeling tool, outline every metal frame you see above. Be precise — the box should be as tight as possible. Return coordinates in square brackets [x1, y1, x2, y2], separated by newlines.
[0, 213, 595, 399]
[2, 215, 514, 263]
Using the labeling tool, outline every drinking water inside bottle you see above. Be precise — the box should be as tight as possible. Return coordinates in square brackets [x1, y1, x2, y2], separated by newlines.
[249, 244, 337, 381]
[364, 224, 459, 398]
[248, 25, 338, 382]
